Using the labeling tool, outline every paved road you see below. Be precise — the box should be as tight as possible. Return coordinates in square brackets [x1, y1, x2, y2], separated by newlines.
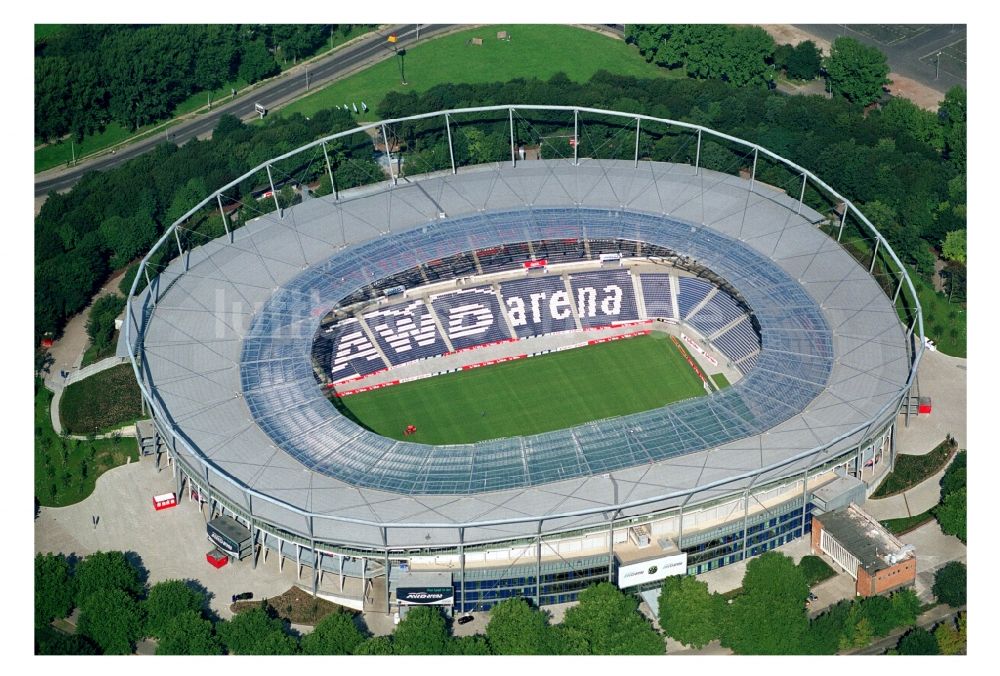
[795, 24, 966, 93]
[34, 24, 458, 197]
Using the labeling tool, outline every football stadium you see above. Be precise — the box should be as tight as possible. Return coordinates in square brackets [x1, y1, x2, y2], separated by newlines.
[125, 105, 923, 614]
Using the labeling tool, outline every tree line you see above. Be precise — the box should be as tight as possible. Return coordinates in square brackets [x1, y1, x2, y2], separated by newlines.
[37, 547, 965, 655]
[35, 25, 371, 143]
[34, 105, 369, 343]
[625, 25, 895, 107]
[35, 71, 966, 347]
[378, 72, 965, 292]
[34, 550, 664, 655]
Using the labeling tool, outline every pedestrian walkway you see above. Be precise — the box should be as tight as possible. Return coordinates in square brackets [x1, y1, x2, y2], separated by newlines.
[34, 455, 298, 621]
[896, 350, 966, 453]
[864, 348, 966, 521]
[863, 457, 954, 521]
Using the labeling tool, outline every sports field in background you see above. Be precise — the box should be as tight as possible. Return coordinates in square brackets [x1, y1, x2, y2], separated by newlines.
[335, 333, 707, 444]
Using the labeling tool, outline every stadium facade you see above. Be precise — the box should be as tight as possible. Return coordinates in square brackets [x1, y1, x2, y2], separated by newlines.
[125, 105, 923, 613]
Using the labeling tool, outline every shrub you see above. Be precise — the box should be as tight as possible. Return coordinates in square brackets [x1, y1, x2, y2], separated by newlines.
[932, 562, 966, 607]
[896, 627, 939, 655]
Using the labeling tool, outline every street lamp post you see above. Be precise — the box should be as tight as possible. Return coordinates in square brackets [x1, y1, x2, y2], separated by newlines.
[936, 51, 942, 80]
[387, 34, 407, 85]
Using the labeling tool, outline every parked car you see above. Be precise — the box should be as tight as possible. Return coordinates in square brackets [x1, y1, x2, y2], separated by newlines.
[457, 614, 474, 625]
[231, 592, 254, 603]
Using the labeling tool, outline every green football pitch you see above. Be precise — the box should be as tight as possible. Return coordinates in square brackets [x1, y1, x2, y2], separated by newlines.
[334, 333, 708, 444]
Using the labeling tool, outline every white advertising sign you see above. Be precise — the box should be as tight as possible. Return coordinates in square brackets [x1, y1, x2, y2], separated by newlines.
[617, 553, 688, 588]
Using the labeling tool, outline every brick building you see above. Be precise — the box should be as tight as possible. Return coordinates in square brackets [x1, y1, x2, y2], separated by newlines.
[811, 503, 916, 597]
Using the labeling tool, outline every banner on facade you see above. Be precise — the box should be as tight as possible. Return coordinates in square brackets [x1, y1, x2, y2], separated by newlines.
[617, 553, 688, 589]
[396, 587, 455, 605]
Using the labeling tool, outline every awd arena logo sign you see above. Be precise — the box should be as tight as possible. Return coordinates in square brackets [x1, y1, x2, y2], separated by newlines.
[504, 285, 625, 328]
[325, 278, 638, 377]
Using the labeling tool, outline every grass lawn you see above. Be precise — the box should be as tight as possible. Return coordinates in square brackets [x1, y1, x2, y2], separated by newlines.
[798, 555, 837, 587]
[711, 373, 731, 390]
[870, 437, 957, 498]
[60, 363, 143, 436]
[908, 273, 966, 358]
[232, 586, 355, 626]
[35, 382, 138, 507]
[279, 24, 677, 122]
[336, 333, 706, 444]
[881, 509, 936, 536]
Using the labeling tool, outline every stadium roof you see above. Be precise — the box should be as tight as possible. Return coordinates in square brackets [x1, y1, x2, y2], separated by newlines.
[137, 159, 911, 547]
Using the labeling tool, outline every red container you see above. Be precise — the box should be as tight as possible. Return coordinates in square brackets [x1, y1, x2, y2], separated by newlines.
[206, 549, 229, 568]
[918, 396, 932, 415]
[152, 492, 178, 510]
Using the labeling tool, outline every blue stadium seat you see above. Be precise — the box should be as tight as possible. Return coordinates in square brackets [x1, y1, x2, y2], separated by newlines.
[430, 286, 512, 350]
[568, 269, 640, 327]
[362, 299, 448, 366]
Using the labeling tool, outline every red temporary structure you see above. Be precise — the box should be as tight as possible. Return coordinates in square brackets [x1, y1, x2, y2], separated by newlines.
[206, 549, 229, 569]
[152, 492, 178, 510]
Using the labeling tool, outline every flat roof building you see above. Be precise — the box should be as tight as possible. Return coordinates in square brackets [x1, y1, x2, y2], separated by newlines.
[811, 504, 916, 597]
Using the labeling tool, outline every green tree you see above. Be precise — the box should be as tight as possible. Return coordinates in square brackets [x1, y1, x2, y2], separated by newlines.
[255, 630, 300, 655]
[217, 607, 298, 655]
[35, 626, 99, 655]
[935, 614, 965, 655]
[163, 177, 209, 228]
[940, 449, 966, 499]
[896, 627, 940, 655]
[84, 294, 127, 352]
[155, 610, 222, 655]
[839, 609, 874, 650]
[742, 551, 809, 602]
[935, 486, 967, 542]
[942, 230, 967, 264]
[721, 26, 775, 87]
[561, 582, 665, 655]
[35, 553, 75, 628]
[888, 588, 920, 629]
[548, 624, 590, 655]
[657, 575, 721, 648]
[77, 587, 145, 655]
[825, 37, 890, 106]
[450, 634, 492, 654]
[144, 580, 207, 639]
[721, 552, 808, 654]
[802, 600, 851, 654]
[878, 97, 944, 148]
[299, 612, 365, 655]
[392, 605, 451, 655]
[485, 597, 553, 655]
[932, 561, 966, 607]
[98, 214, 157, 270]
[238, 39, 279, 83]
[353, 635, 393, 655]
[786, 40, 822, 80]
[939, 86, 966, 171]
[74, 550, 143, 605]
